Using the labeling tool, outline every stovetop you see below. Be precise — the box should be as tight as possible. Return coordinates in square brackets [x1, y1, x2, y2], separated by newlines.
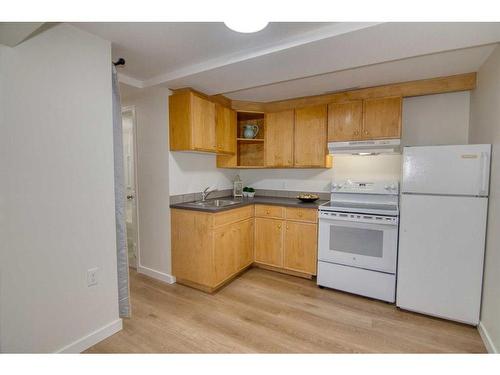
[319, 180, 400, 216]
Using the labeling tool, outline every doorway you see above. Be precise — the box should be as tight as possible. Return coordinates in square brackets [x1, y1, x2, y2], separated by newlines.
[122, 106, 140, 269]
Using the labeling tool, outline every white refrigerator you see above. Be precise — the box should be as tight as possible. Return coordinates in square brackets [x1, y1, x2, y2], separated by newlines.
[397, 144, 490, 325]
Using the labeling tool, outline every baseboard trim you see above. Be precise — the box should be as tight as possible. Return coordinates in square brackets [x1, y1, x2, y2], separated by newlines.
[137, 265, 176, 284]
[56, 318, 122, 353]
[478, 321, 498, 353]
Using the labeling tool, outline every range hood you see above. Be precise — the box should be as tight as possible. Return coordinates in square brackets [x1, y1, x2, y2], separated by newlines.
[328, 139, 401, 155]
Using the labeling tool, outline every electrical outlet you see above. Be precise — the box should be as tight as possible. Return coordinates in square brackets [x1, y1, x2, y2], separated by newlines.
[87, 267, 99, 287]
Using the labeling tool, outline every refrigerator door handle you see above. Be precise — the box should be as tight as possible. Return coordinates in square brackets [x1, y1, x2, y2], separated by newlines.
[479, 152, 489, 196]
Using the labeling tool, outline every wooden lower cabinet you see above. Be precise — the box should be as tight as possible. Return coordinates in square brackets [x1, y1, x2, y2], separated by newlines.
[284, 221, 317, 275]
[254, 207, 318, 277]
[237, 218, 254, 269]
[172, 207, 254, 293]
[172, 204, 318, 292]
[213, 218, 254, 285]
[213, 224, 238, 284]
[254, 217, 284, 267]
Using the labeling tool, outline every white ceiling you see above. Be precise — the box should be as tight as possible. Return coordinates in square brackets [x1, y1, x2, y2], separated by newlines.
[73, 22, 500, 102]
[73, 22, 357, 80]
[0, 22, 44, 47]
[226, 44, 498, 102]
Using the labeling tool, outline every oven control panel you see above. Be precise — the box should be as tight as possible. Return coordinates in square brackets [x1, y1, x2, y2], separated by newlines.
[331, 180, 399, 195]
[319, 210, 399, 225]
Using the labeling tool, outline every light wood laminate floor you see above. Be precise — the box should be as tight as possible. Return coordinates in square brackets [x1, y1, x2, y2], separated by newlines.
[86, 268, 486, 353]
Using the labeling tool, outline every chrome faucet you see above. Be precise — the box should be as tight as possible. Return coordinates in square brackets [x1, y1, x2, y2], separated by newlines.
[201, 186, 217, 201]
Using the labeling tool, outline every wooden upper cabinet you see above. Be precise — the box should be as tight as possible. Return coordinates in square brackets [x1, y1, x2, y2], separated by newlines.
[362, 96, 402, 139]
[191, 94, 217, 151]
[169, 90, 217, 152]
[216, 104, 236, 154]
[328, 101, 363, 142]
[265, 110, 294, 167]
[294, 105, 329, 167]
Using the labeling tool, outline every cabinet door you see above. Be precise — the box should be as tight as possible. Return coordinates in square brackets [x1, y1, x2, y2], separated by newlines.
[327, 101, 362, 142]
[294, 105, 328, 167]
[191, 94, 217, 151]
[362, 96, 402, 139]
[255, 217, 284, 267]
[216, 104, 236, 154]
[213, 224, 237, 285]
[265, 110, 294, 167]
[237, 218, 254, 270]
[284, 221, 317, 275]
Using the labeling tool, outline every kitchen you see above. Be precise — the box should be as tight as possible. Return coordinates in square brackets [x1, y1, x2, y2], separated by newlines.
[3, 19, 500, 358]
[165, 71, 488, 341]
[116, 23, 496, 352]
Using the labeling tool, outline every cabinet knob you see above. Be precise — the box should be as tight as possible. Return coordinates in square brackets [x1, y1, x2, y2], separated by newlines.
[364, 130, 369, 135]
[266, 210, 270, 214]
[298, 212, 303, 217]
[277, 224, 281, 229]
[354, 130, 359, 136]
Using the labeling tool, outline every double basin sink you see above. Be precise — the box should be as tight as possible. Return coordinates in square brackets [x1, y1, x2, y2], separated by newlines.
[184, 199, 241, 208]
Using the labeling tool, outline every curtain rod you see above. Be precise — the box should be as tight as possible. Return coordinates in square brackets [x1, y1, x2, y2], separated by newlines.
[113, 58, 125, 67]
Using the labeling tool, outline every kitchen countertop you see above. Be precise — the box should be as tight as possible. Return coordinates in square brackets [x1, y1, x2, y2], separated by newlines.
[170, 196, 328, 213]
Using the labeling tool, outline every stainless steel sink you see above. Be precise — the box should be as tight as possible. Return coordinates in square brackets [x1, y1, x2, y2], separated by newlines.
[185, 199, 241, 208]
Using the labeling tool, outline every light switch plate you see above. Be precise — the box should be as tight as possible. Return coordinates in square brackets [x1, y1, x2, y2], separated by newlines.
[87, 267, 99, 287]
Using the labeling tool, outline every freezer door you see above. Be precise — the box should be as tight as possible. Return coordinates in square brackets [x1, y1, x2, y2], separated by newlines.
[396, 194, 487, 325]
[402, 144, 491, 196]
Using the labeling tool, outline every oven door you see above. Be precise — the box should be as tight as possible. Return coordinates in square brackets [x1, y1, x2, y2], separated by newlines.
[318, 216, 398, 273]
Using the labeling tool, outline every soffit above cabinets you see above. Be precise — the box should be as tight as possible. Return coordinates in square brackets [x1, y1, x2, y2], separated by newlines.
[74, 22, 500, 102]
[225, 44, 497, 102]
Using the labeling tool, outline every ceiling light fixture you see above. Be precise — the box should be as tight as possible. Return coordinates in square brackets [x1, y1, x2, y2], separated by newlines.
[224, 20, 269, 34]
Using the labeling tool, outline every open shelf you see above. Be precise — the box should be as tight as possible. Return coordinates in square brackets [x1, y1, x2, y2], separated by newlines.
[236, 112, 265, 167]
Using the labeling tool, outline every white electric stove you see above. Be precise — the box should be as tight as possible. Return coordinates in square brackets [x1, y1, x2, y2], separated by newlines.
[317, 180, 399, 302]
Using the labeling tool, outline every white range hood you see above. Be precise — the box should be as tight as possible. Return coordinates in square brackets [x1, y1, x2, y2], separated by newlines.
[328, 139, 401, 155]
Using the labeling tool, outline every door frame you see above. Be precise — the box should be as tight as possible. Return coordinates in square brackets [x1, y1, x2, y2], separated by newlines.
[122, 105, 141, 270]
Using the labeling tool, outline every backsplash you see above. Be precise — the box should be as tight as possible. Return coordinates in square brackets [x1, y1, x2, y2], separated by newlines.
[169, 155, 402, 202]
[239, 154, 402, 192]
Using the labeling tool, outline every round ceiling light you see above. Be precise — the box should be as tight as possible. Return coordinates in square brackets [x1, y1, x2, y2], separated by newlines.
[224, 20, 269, 33]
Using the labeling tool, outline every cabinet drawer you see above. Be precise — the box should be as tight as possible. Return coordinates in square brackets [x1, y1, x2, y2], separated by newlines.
[255, 204, 285, 219]
[213, 205, 254, 227]
[285, 207, 317, 223]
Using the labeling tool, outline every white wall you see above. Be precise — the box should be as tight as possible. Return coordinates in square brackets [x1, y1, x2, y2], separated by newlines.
[122, 87, 173, 279]
[0, 24, 120, 352]
[240, 92, 470, 191]
[469, 45, 500, 353]
[402, 91, 470, 146]
[240, 155, 401, 193]
[169, 152, 235, 195]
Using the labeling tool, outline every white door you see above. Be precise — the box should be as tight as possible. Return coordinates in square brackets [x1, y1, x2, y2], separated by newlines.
[402, 144, 491, 196]
[122, 107, 139, 269]
[397, 194, 487, 325]
[318, 217, 398, 273]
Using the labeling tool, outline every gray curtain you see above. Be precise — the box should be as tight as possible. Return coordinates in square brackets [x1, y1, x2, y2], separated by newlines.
[112, 65, 131, 317]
